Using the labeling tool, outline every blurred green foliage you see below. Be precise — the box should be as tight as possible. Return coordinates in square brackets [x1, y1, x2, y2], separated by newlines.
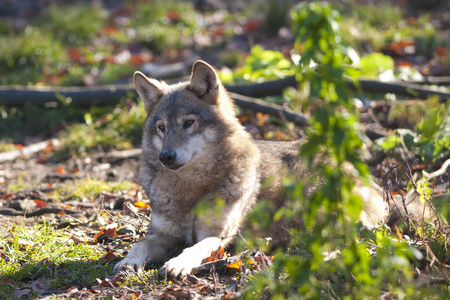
[57, 99, 146, 157]
[244, 3, 446, 298]
[220, 45, 295, 84]
[0, 26, 68, 85]
[0, 1, 199, 85]
[375, 103, 450, 162]
[38, 4, 108, 47]
[338, 3, 445, 55]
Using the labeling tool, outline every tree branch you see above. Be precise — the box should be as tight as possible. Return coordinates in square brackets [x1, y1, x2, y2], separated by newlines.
[224, 76, 450, 100]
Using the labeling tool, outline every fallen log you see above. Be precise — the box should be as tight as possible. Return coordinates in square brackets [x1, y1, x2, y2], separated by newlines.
[0, 84, 309, 127]
[0, 139, 59, 163]
[225, 76, 450, 100]
[0, 76, 448, 108]
[0, 84, 135, 107]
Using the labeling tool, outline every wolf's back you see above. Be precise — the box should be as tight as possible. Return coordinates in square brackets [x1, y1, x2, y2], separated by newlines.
[253, 139, 436, 229]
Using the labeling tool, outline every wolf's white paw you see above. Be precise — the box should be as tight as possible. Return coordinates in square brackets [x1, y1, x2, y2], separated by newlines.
[114, 257, 146, 273]
[160, 250, 203, 278]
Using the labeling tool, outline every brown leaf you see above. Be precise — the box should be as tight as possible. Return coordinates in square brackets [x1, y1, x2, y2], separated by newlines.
[96, 273, 124, 287]
[71, 235, 86, 245]
[158, 290, 189, 300]
[105, 227, 118, 238]
[100, 249, 117, 261]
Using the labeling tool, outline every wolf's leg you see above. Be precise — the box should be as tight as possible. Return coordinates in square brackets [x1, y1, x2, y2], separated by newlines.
[160, 237, 222, 277]
[114, 234, 170, 273]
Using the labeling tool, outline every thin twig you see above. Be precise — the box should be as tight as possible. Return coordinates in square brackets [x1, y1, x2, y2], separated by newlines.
[422, 157, 450, 180]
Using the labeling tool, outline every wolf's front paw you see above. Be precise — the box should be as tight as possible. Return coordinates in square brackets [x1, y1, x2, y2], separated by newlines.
[160, 250, 203, 278]
[114, 256, 146, 273]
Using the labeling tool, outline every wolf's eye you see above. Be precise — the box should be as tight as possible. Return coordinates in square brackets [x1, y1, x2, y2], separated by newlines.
[184, 120, 195, 128]
[157, 124, 165, 132]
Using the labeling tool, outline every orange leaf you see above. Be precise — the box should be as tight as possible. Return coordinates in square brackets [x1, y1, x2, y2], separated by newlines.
[33, 199, 47, 209]
[166, 10, 180, 22]
[44, 141, 54, 152]
[244, 20, 260, 33]
[224, 293, 239, 299]
[390, 190, 405, 196]
[130, 55, 146, 66]
[58, 210, 66, 215]
[398, 61, 412, 68]
[2, 193, 13, 200]
[15, 144, 24, 150]
[407, 17, 417, 25]
[436, 46, 446, 57]
[390, 41, 415, 56]
[133, 201, 150, 208]
[226, 259, 241, 272]
[102, 26, 118, 35]
[69, 48, 82, 62]
[56, 166, 65, 175]
[202, 246, 225, 263]
[393, 224, 403, 240]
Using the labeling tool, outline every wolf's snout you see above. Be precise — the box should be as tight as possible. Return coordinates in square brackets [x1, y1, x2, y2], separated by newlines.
[159, 150, 176, 166]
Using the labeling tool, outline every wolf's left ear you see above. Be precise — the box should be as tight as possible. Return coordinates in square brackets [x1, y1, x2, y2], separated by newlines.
[189, 61, 220, 105]
[134, 71, 166, 113]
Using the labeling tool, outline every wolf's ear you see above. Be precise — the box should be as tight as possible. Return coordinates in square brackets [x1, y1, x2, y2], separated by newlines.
[189, 61, 220, 105]
[134, 71, 165, 113]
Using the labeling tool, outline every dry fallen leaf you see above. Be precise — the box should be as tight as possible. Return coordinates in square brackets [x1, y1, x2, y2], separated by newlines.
[33, 199, 47, 208]
[133, 201, 150, 209]
[100, 249, 117, 261]
[202, 246, 226, 263]
[226, 260, 242, 273]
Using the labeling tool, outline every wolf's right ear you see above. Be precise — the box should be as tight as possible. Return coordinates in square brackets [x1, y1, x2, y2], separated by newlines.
[134, 71, 165, 113]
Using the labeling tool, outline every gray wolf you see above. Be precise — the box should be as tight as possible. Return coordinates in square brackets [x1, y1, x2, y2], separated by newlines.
[114, 60, 434, 277]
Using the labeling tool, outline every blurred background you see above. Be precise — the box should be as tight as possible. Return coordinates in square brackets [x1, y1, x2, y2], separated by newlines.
[0, 0, 448, 153]
[0, 0, 448, 87]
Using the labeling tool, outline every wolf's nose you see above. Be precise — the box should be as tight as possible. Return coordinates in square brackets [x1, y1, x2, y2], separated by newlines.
[159, 150, 176, 166]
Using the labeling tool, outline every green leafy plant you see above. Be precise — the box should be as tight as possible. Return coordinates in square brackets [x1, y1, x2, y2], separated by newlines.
[375, 103, 450, 162]
[224, 45, 295, 83]
[244, 3, 427, 298]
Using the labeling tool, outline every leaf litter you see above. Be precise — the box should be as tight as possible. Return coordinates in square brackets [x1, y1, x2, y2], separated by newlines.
[0, 142, 277, 299]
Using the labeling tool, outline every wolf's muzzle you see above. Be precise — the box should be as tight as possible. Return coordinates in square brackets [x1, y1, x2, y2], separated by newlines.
[159, 150, 177, 166]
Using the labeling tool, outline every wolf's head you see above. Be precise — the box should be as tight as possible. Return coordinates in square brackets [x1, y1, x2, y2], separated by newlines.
[134, 60, 240, 171]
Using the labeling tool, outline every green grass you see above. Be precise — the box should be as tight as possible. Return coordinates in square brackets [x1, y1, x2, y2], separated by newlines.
[0, 1, 199, 86]
[52, 178, 136, 202]
[56, 99, 146, 157]
[0, 26, 68, 85]
[38, 4, 108, 47]
[338, 3, 444, 55]
[0, 221, 112, 298]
